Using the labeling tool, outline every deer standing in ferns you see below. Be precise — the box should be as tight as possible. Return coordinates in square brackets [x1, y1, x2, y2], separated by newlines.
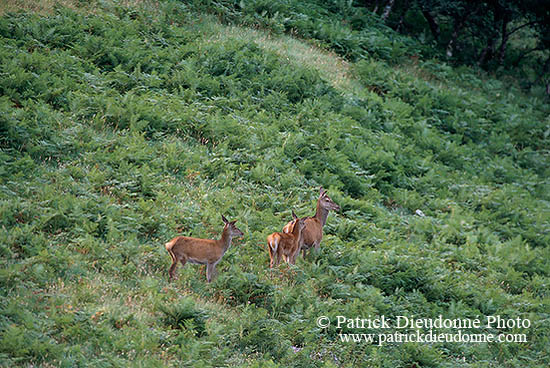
[267, 211, 306, 268]
[165, 215, 243, 283]
[283, 187, 340, 258]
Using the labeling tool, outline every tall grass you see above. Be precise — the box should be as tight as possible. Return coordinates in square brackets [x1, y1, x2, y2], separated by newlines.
[1, 1, 549, 367]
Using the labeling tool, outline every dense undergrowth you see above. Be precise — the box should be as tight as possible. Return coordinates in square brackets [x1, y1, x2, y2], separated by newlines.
[184, 0, 418, 62]
[1, 1, 549, 367]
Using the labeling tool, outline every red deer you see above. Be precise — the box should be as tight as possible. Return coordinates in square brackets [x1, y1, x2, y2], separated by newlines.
[165, 215, 243, 283]
[283, 187, 340, 258]
[267, 211, 306, 268]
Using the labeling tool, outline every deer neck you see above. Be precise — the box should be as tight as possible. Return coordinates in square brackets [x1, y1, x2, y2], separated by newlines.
[314, 201, 329, 227]
[219, 229, 233, 253]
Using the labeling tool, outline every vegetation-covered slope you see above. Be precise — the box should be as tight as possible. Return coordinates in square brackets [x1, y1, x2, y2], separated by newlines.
[1, 1, 549, 367]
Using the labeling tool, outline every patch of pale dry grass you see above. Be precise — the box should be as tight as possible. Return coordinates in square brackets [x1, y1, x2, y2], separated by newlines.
[1, 1, 362, 95]
[205, 22, 364, 94]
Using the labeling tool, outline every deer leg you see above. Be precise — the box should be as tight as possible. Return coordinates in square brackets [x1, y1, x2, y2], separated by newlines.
[269, 250, 276, 268]
[269, 251, 274, 268]
[268, 237, 280, 268]
[168, 250, 178, 282]
[287, 246, 296, 265]
[290, 252, 297, 265]
[206, 263, 216, 283]
[294, 245, 303, 264]
[268, 241, 275, 268]
[171, 256, 187, 282]
[179, 257, 187, 267]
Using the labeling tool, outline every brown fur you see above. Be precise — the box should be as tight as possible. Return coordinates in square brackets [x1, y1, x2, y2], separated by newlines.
[165, 215, 243, 283]
[283, 187, 340, 257]
[267, 212, 306, 268]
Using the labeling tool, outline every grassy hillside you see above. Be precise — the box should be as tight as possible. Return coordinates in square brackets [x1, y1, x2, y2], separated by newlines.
[1, 1, 549, 367]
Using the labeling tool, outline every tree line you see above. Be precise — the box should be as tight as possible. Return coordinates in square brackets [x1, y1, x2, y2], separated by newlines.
[365, 0, 550, 93]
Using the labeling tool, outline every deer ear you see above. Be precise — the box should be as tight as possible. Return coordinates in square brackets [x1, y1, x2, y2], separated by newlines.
[230, 220, 237, 225]
[221, 214, 229, 224]
[320, 187, 326, 196]
[292, 210, 298, 220]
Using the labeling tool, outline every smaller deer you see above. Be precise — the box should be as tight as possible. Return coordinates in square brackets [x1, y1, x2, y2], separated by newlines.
[165, 215, 244, 283]
[267, 211, 306, 268]
[283, 187, 340, 258]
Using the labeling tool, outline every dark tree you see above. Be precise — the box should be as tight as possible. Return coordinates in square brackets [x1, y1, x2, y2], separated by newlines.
[361, 0, 550, 93]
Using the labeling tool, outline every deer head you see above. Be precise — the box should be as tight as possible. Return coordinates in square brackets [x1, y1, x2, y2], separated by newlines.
[222, 214, 244, 238]
[319, 187, 340, 212]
